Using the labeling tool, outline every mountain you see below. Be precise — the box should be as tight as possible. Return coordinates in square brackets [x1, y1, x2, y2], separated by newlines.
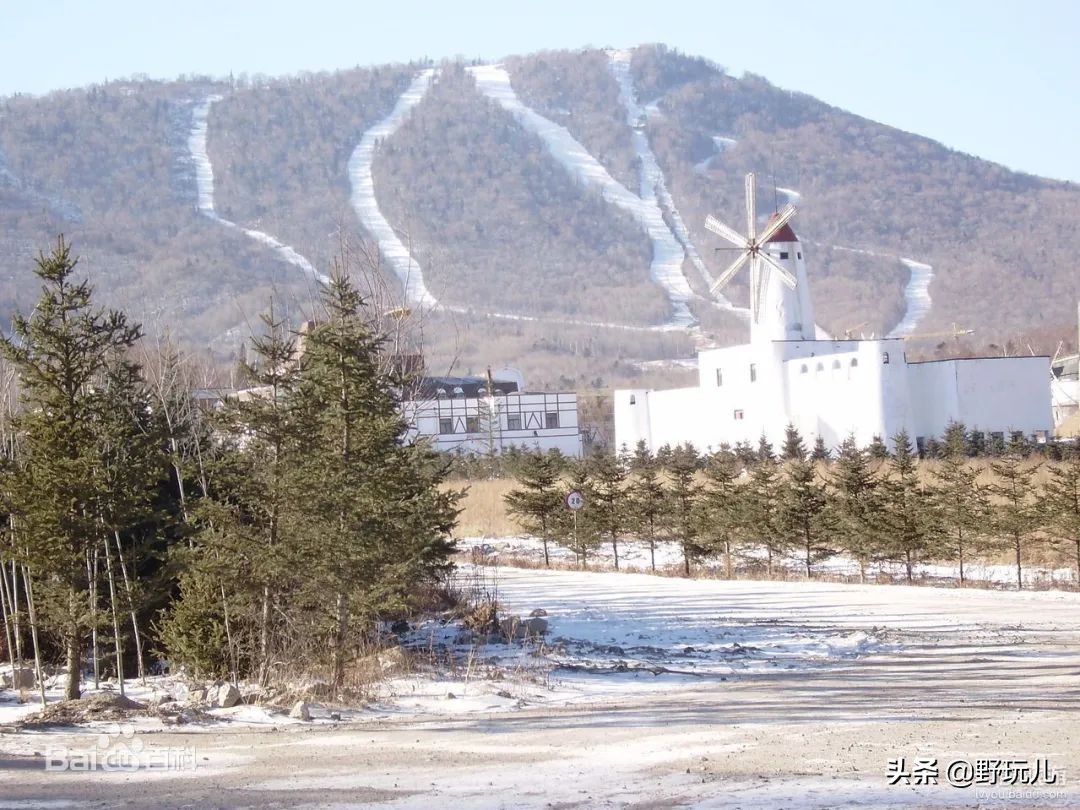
[1, 44, 1077, 393]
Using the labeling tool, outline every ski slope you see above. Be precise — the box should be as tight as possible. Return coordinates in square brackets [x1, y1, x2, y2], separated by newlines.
[607, 50, 748, 321]
[346, 69, 440, 310]
[693, 134, 737, 174]
[187, 95, 328, 286]
[886, 258, 934, 337]
[469, 64, 698, 329]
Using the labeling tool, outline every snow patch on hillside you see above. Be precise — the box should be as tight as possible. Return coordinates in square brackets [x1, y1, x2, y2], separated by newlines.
[607, 50, 748, 320]
[693, 135, 737, 174]
[469, 64, 698, 329]
[347, 69, 440, 309]
[887, 258, 934, 337]
[188, 95, 328, 285]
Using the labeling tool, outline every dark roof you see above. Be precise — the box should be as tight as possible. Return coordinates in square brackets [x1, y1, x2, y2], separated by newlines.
[415, 376, 520, 399]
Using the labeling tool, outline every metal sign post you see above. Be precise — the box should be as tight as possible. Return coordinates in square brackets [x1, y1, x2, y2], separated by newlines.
[565, 490, 585, 565]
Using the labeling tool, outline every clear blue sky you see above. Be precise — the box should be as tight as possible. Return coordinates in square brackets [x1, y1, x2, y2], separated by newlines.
[3, 0, 1078, 181]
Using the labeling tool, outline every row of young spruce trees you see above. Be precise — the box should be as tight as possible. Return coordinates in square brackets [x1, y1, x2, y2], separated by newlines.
[0, 240, 459, 704]
[504, 429, 1080, 590]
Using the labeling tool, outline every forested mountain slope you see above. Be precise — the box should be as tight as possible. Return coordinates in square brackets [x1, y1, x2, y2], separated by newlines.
[0, 45, 1076, 390]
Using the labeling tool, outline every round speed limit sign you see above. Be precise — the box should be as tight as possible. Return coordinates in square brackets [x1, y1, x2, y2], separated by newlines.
[565, 490, 585, 510]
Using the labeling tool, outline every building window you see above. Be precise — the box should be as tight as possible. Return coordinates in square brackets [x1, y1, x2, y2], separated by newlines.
[779, 251, 789, 260]
[749, 363, 757, 382]
[465, 416, 480, 433]
[882, 352, 890, 364]
[850, 358, 858, 367]
[436, 388, 448, 399]
[797, 251, 802, 260]
[452, 386, 465, 397]
[715, 368, 723, 386]
[545, 411, 560, 429]
[816, 362, 824, 372]
[733, 409, 744, 420]
[438, 417, 454, 435]
[800, 364, 808, 374]
[832, 359, 841, 369]
[507, 414, 522, 431]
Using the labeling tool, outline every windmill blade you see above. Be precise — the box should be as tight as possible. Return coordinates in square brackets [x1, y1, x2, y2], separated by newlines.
[756, 203, 797, 245]
[709, 249, 751, 296]
[751, 260, 768, 324]
[704, 215, 749, 249]
[745, 173, 757, 241]
[749, 256, 762, 322]
[759, 251, 798, 289]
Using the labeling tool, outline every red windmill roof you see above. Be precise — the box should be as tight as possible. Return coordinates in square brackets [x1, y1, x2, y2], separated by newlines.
[764, 212, 798, 243]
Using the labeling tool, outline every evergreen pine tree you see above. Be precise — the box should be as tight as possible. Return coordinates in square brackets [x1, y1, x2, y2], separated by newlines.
[697, 449, 744, 578]
[781, 424, 807, 462]
[811, 436, 831, 463]
[988, 454, 1041, 589]
[778, 455, 830, 577]
[741, 453, 787, 576]
[930, 440, 987, 586]
[868, 435, 890, 460]
[0, 238, 142, 699]
[626, 452, 667, 571]
[505, 451, 564, 568]
[663, 444, 703, 576]
[288, 271, 458, 695]
[879, 430, 937, 582]
[586, 452, 628, 569]
[1042, 451, 1080, 587]
[827, 435, 883, 582]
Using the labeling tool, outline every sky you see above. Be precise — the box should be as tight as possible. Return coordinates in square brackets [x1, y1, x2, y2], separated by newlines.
[2, 0, 1078, 182]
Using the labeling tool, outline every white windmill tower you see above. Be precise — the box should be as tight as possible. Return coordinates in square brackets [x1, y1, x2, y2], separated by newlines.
[705, 173, 815, 343]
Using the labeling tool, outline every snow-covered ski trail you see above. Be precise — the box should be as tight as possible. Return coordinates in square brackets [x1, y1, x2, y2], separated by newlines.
[693, 135, 738, 175]
[886, 258, 933, 337]
[817, 243, 934, 336]
[468, 64, 700, 329]
[606, 50, 748, 320]
[187, 95, 329, 285]
[347, 69, 440, 310]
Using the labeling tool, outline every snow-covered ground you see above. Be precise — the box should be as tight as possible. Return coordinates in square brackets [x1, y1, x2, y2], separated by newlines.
[187, 95, 329, 285]
[346, 69, 440, 309]
[887, 257, 935, 338]
[4, 564, 1079, 808]
[457, 534, 1078, 588]
[469, 63, 698, 330]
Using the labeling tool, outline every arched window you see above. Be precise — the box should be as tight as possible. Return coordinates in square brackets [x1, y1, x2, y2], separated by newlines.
[832, 359, 841, 369]
[452, 386, 465, 397]
[850, 358, 859, 368]
[436, 388, 448, 399]
[882, 352, 890, 365]
[629, 394, 636, 405]
[816, 362, 824, 372]
[800, 364, 808, 374]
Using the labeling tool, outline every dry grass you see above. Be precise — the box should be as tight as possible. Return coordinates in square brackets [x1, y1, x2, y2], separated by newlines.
[444, 478, 519, 537]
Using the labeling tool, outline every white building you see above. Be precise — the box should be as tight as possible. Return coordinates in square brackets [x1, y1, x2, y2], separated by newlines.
[1052, 353, 1079, 438]
[403, 369, 582, 457]
[615, 179, 1054, 454]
